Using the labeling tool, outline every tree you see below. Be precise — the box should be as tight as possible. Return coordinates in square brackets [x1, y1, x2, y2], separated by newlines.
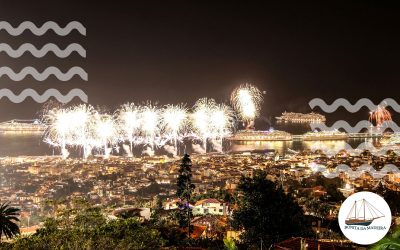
[6, 205, 165, 249]
[232, 170, 310, 248]
[176, 154, 195, 237]
[315, 175, 344, 202]
[305, 198, 330, 220]
[150, 197, 164, 226]
[224, 237, 238, 250]
[73, 206, 106, 229]
[372, 225, 400, 249]
[375, 183, 400, 216]
[0, 202, 20, 242]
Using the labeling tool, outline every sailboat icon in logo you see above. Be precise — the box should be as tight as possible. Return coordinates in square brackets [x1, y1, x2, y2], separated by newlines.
[345, 199, 385, 226]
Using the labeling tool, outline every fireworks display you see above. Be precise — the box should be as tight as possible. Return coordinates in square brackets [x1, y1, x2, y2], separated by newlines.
[44, 104, 95, 159]
[139, 103, 161, 148]
[93, 114, 117, 159]
[192, 98, 217, 152]
[161, 104, 188, 154]
[369, 106, 392, 127]
[209, 103, 235, 151]
[230, 83, 263, 129]
[43, 84, 258, 159]
[115, 103, 140, 156]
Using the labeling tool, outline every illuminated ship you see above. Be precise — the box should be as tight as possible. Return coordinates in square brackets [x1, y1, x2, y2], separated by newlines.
[0, 119, 47, 134]
[345, 199, 384, 226]
[228, 129, 292, 141]
[302, 130, 348, 141]
[276, 111, 326, 123]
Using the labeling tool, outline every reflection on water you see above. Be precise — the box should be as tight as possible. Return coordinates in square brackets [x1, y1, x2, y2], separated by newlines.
[0, 132, 383, 157]
[0, 134, 50, 157]
[230, 140, 294, 155]
[229, 138, 380, 155]
[228, 123, 383, 155]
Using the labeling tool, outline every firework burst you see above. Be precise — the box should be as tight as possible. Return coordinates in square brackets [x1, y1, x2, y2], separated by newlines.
[230, 83, 263, 129]
[191, 98, 216, 152]
[191, 98, 234, 152]
[209, 103, 235, 140]
[161, 104, 188, 150]
[369, 106, 392, 127]
[43, 85, 248, 158]
[44, 104, 95, 159]
[209, 103, 235, 152]
[139, 102, 161, 148]
[93, 113, 117, 158]
[116, 103, 141, 155]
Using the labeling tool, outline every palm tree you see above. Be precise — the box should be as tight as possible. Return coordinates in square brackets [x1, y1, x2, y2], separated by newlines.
[0, 202, 20, 242]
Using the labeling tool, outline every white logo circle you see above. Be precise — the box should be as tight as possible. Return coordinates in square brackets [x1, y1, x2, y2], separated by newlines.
[338, 191, 391, 245]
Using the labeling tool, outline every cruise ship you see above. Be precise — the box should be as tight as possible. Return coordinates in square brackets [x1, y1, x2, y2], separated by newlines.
[302, 130, 348, 141]
[276, 111, 326, 123]
[228, 130, 292, 141]
[0, 119, 47, 134]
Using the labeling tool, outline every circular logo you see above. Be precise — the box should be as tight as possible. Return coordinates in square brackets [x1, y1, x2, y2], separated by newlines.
[338, 191, 391, 245]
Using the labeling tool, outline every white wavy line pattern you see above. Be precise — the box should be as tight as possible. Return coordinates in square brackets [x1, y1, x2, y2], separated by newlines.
[310, 163, 400, 179]
[310, 120, 400, 133]
[0, 43, 86, 58]
[0, 21, 86, 36]
[0, 88, 88, 103]
[0, 66, 87, 81]
[309, 98, 400, 113]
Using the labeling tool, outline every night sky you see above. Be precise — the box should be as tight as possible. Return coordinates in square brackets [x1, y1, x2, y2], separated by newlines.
[0, 1, 399, 126]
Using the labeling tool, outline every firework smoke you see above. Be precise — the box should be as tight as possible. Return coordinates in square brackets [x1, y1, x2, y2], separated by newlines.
[142, 146, 155, 156]
[122, 144, 133, 157]
[192, 143, 206, 154]
[163, 144, 177, 156]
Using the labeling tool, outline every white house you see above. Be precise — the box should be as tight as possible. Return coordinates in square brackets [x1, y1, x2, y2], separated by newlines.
[163, 198, 181, 210]
[193, 198, 228, 216]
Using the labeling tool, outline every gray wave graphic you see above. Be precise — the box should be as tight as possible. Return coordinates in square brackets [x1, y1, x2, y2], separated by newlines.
[0, 43, 86, 58]
[310, 163, 400, 179]
[0, 66, 88, 81]
[0, 21, 86, 36]
[310, 120, 400, 133]
[0, 88, 88, 103]
[309, 98, 400, 113]
[309, 141, 400, 157]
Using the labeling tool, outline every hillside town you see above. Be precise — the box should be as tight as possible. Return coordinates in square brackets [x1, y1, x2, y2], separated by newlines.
[1, 148, 400, 247]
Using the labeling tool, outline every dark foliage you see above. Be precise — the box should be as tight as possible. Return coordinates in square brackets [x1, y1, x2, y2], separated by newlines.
[232, 170, 311, 248]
